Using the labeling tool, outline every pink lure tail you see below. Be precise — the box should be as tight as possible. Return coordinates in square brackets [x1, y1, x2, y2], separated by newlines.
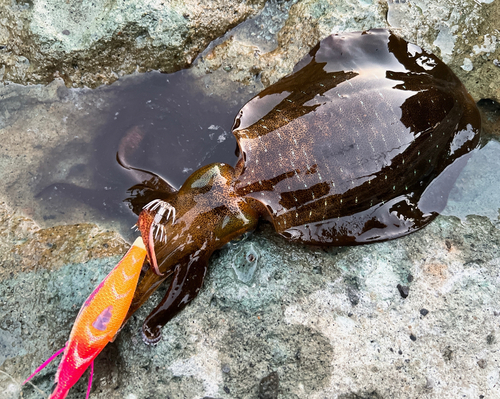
[23, 237, 147, 399]
[23, 347, 66, 385]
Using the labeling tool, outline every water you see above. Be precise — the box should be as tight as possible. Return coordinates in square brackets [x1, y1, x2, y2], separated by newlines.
[0, 70, 260, 238]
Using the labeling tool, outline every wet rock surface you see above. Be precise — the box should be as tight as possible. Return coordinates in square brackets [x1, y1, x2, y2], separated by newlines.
[0, 201, 128, 278]
[0, 0, 267, 88]
[386, 0, 500, 103]
[0, 73, 259, 236]
[1, 0, 498, 103]
[1, 0, 500, 398]
[2, 207, 500, 398]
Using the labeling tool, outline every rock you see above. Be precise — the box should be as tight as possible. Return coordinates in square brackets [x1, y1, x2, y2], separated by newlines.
[194, 0, 388, 92]
[3, 211, 499, 398]
[258, 371, 279, 399]
[0, 201, 128, 279]
[0, 0, 267, 87]
[386, 0, 500, 102]
[1, 0, 500, 398]
[397, 284, 410, 299]
[2, 0, 499, 103]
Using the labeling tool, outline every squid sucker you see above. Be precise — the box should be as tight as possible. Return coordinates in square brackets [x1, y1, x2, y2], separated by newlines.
[125, 29, 480, 344]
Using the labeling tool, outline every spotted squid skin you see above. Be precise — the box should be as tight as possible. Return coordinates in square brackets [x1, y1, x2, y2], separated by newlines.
[232, 29, 480, 244]
[128, 29, 480, 343]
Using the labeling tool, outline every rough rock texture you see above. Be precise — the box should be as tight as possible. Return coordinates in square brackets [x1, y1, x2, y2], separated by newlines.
[195, 0, 500, 102]
[0, 0, 267, 87]
[0, 201, 128, 277]
[386, 0, 500, 103]
[1, 0, 500, 398]
[1, 0, 499, 102]
[194, 0, 388, 92]
[0, 72, 261, 235]
[0, 79, 124, 230]
[2, 210, 500, 398]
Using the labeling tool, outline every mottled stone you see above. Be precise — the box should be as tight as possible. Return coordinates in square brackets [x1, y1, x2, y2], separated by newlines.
[2, 0, 497, 103]
[0, 201, 127, 280]
[1, 0, 500, 398]
[386, 0, 500, 102]
[0, 0, 267, 87]
[195, 0, 500, 103]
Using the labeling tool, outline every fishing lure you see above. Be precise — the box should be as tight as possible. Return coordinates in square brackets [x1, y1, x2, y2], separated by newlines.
[24, 237, 147, 399]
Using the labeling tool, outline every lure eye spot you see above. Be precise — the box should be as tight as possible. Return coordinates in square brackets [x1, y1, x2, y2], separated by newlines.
[92, 305, 113, 331]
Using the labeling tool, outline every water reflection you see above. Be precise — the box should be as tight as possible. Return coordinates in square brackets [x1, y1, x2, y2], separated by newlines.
[0, 70, 257, 236]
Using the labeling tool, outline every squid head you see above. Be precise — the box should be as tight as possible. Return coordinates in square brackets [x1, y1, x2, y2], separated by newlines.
[126, 162, 260, 344]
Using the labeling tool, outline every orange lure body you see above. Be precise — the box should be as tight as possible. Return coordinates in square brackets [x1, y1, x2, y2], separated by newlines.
[24, 237, 147, 399]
